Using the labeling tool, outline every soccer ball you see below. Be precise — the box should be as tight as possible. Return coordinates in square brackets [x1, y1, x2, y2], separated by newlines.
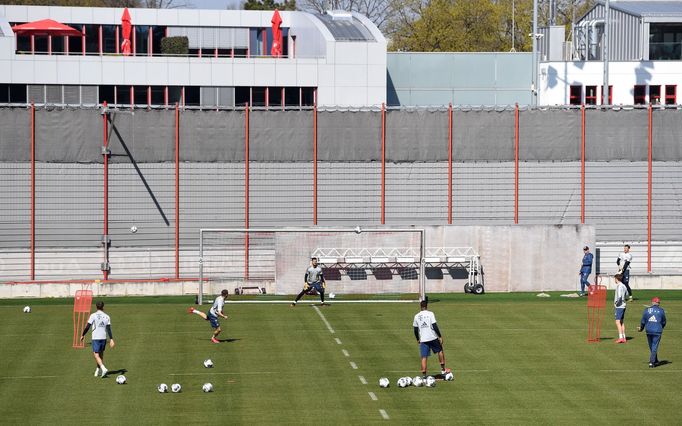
[23, 306, 31, 313]
[171, 383, 182, 393]
[444, 372, 454, 381]
[378, 377, 389, 388]
[412, 376, 424, 387]
[329, 292, 336, 299]
[397, 377, 408, 388]
[404, 376, 413, 386]
[116, 375, 126, 384]
[130, 226, 138, 233]
[425, 376, 436, 387]
[203, 359, 213, 368]
[157, 383, 168, 393]
[202, 383, 214, 393]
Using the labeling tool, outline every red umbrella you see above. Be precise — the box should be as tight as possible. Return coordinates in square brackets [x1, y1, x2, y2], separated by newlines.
[121, 8, 132, 56]
[270, 9, 282, 57]
[12, 19, 82, 37]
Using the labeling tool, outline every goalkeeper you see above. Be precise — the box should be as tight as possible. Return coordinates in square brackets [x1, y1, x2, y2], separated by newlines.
[291, 257, 327, 306]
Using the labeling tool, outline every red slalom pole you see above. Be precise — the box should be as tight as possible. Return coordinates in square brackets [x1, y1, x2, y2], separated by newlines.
[30, 103, 35, 280]
[448, 103, 453, 224]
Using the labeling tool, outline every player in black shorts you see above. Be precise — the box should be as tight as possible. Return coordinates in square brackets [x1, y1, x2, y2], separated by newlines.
[291, 257, 327, 306]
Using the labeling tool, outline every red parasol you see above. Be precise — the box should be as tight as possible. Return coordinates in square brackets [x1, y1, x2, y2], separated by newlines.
[270, 9, 283, 57]
[12, 19, 82, 37]
[121, 8, 132, 56]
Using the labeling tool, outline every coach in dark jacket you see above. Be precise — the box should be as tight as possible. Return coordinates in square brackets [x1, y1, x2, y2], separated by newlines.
[637, 297, 667, 368]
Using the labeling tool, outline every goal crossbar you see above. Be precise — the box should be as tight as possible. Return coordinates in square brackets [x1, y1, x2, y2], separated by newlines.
[199, 226, 426, 304]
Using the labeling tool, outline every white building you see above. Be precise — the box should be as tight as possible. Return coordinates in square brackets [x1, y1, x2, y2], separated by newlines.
[540, 0, 682, 106]
[0, 5, 386, 108]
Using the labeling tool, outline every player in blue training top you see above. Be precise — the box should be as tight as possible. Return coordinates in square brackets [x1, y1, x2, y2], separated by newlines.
[188, 289, 229, 344]
[80, 301, 115, 378]
[637, 297, 667, 368]
[579, 245, 593, 296]
[291, 257, 327, 306]
[413, 300, 450, 378]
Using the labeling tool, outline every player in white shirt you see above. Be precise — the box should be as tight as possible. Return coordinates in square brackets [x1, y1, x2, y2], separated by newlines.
[188, 289, 229, 344]
[413, 300, 450, 378]
[613, 274, 628, 343]
[617, 244, 634, 301]
[80, 301, 115, 378]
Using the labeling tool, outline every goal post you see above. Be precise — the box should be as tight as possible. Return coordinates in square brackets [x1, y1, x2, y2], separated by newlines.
[198, 226, 426, 304]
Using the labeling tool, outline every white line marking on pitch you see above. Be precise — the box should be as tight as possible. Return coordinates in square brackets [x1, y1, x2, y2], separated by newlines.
[379, 409, 390, 420]
[335, 338, 342, 345]
[0, 375, 59, 380]
[169, 372, 274, 376]
[359, 376, 367, 384]
[368, 392, 378, 401]
[342, 349, 350, 357]
[313, 306, 335, 334]
[350, 362, 358, 370]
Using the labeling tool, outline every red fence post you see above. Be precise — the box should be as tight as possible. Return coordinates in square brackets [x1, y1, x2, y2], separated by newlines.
[381, 103, 386, 224]
[313, 104, 318, 225]
[245, 103, 250, 279]
[30, 103, 35, 280]
[581, 104, 586, 224]
[648, 104, 653, 273]
[448, 103, 453, 224]
[514, 103, 519, 224]
[102, 101, 109, 280]
[175, 103, 180, 279]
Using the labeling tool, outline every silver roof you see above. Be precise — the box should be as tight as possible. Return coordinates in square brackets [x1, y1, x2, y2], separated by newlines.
[315, 13, 375, 42]
[605, 1, 682, 17]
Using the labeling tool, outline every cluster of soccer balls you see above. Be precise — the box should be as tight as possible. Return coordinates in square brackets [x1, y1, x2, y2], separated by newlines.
[379, 371, 454, 388]
[156, 359, 215, 393]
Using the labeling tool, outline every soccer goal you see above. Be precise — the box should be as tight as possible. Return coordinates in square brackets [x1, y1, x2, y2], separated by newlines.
[198, 226, 426, 304]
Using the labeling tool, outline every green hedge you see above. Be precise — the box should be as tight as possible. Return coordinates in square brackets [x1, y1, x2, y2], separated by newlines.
[160, 36, 189, 55]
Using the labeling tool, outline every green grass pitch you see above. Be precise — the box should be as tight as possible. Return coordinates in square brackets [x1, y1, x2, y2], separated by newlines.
[0, 291, 680, 424]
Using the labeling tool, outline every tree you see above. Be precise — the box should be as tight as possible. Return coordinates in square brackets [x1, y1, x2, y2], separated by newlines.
[243, 0, 297, 10]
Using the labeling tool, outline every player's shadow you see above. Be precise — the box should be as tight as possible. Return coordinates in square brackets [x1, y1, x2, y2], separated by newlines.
[656, 360, 671, 367]
[106, 368, 127, 376]
[219, 338, 240, 343]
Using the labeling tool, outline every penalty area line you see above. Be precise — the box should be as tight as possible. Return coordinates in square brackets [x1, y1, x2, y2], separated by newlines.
[313, 305, 335, 334]
[0, 375, 59, 380]
[168, 372, 275, 376]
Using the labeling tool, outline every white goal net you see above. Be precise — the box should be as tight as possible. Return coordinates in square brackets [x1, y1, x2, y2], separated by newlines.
[198, 227, 426, 303]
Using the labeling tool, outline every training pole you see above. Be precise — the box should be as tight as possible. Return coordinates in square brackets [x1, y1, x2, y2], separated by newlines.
[587, 276, 607, 342]
[72, 281, 95, 348]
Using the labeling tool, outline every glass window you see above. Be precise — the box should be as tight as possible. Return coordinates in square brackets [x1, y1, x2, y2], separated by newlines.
[134, 86, 148, 106]
[649, 23, 682, 60]
[235, 87, 250, 106]
[301, 87, 315, 106]
[249, 28, 260, 56]
[116, 85, 131, 105]
[252, 87, 266, 107]
[151, 86, 165, 106]
[52, 36, 65, 54]
[10, 84, 27, 103]
[135, 26, 149, 55]
[0, 84, 9, 103]
[84, 24, 99, 54]
[151, 27, 165, 55]
[585, 86, 597, 105]
[185, 86, 200, 106]
[569, 85, 582, 105]
[634, 85, 646, 105]
[284, 87, 300, 107]
[102, 25, 117, 54]
[281, 28, 289, 57]
[233, 48, 247, 57]
[100, 85, 115, 105]
[68, 29, 84, 54]
[16, 36, 31, 53]
[665, 85, 676, 105]
[649, 85, 661, 104]
[34, 36, 48, 54]
[269, 87, 283, 108]
[168, 86, 182, 105]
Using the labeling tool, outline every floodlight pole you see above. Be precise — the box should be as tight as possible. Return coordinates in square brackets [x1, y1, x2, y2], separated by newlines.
[603, 0, 610, 104]
[532, 0, 539, 106]
[198, 226, 427, 304]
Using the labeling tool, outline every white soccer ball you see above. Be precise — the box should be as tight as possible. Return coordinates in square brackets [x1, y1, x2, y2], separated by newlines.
[397, 377, 408, 388]
[425, 376, 436, 387]
[354, 226, 362, 234]
[444, 372, 454, 381]
[203, 359, 213, 368]
[412, 376, 424, 387]
[130, 226, 138, 233]
[157, 383, 168, 393]
[404, 376, 413, 386]
[116, 375, 127, 384]
[171, 383, 182, 393]
[328, 292, 336, 299]
[22, 306, 31, 313]
[378, 377, 390, 388]
[202, 383, 214, 393]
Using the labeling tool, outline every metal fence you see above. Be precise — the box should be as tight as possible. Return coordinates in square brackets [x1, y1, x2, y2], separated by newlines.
[1, 104, 682, 282]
